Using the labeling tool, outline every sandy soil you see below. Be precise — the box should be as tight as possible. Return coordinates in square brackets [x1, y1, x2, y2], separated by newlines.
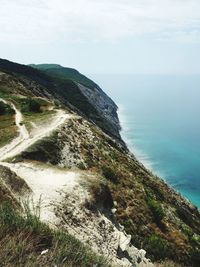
[2, 162, 79, 225]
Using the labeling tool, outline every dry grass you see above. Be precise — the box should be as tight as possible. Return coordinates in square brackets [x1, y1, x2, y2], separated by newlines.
[0, 202, 109, 267]
[0, 115, 18, 148]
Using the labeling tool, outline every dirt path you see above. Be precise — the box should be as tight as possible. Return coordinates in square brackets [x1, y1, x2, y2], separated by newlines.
[0, 98, 73, 161]
[1, 162, 79, 225]
[0, 98, 79, 224]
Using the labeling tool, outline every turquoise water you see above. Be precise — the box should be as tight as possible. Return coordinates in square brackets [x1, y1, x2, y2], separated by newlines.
[90, 74, 200, 208]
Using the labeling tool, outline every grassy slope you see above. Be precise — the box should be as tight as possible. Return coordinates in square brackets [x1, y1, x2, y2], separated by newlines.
[0, 100, 17, 147]
[0, 202, 108, 267]
[30, 64, 97, 89]
[0, 94, 55, 147]
[0, 114, 18, 148]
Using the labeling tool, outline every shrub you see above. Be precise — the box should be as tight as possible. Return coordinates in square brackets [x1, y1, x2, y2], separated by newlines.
[181, 224, 194, 238]
[102, 165, 118, 183]
[77, 162, 86, 170]
[0, 101, 14, 115]
[147, 198, 165, 222]
[144, 233, 170, 261]
[21, 98, 41, 114]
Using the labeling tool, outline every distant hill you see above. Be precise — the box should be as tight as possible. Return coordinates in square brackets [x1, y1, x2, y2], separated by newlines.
[29, 64, 97, 89]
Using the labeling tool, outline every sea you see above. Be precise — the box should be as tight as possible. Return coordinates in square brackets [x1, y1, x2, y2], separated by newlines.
[90, 74, 200, 208]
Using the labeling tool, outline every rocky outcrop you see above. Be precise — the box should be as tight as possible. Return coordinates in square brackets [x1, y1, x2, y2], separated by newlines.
[56, 178, 153, 267]
[78, 83, 121, 139]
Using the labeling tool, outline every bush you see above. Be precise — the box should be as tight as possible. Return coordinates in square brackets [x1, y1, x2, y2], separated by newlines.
[181, 224, 194, 238]
[77, 162, 87, 170]
[21, 98, 41, 114]
[144, 233, 170, 261]
[0, 101, 14, 115]
[102, 165, 118, 183]
[147, 198, 165, 222]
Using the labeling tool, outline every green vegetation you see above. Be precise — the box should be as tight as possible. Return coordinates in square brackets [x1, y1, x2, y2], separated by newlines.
[0, 114, 18, 148]
[147, 198, 165, 222]
[182, 224, 194, 238]
[29, 64, 62, 70]
[0, 202, 108, 267]
[144, 234, 171, 261]
[30, 64, 97, 89]
[0, 100, 17, 147]
[77, 162, 87, 170]
[0, 101, 14, 115]
[20, 98, 41, 114]
[101, 165, 119, 183]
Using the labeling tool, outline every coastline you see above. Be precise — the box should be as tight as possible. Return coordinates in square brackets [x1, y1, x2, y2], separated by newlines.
[118, 103, 163, 176]
[117, 103, 200, 209]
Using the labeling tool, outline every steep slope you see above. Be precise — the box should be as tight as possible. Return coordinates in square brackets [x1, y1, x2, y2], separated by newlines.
[0, 59, 121, 141]
[17, 111, 200, 267]
[0, 58, 199, 266]
[0, 82, 152, 266]
[29, 64, 97, 89]
[30, 64, 121, 140]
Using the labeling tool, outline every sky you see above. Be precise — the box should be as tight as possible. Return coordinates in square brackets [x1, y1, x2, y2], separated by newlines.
[0, 0, 200, 74]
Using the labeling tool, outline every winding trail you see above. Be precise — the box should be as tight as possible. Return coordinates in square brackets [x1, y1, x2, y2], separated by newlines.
[0, 98, 72, 162]
[0, 98, 29, 161]
[0, 98, 79, 224]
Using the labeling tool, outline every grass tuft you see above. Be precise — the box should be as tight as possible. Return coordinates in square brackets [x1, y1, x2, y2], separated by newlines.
[0, 202, 109, 267]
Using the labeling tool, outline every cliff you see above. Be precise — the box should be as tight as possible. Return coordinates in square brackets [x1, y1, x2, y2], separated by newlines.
[0, 58, 199, 267]
[30, 63, 122, 141]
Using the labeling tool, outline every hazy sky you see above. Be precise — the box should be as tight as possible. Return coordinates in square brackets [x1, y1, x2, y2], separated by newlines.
[1, 0, 200, 74]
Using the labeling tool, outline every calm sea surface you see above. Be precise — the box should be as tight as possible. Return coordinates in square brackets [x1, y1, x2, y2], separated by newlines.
[90, 74, 200, 208]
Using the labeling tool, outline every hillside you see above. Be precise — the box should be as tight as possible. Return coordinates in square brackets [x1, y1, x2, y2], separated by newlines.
[30, 63, 121, 142]
[0, 58, 199, 267]
[29, 64, 98, 89]
[0, 59, 121, 141]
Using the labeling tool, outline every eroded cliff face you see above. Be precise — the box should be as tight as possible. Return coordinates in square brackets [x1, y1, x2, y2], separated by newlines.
[78, 83, 121, 139]
[0, 58, 199, 267]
